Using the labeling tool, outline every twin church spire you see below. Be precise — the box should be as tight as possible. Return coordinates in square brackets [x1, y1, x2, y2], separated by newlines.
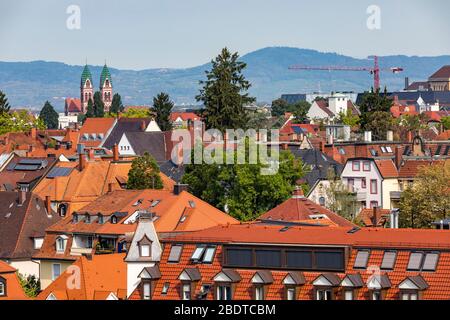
[80, 63, 113, 113]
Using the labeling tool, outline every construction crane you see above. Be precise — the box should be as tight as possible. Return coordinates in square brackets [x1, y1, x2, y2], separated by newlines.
[288, 56, 404, 91]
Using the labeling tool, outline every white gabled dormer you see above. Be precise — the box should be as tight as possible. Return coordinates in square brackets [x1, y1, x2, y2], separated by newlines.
[145, 120, 162, 132]
[124, 211, 162, 298]
[117, 133, 136, 156]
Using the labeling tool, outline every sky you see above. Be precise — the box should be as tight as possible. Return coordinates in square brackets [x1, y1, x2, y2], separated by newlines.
[0, 0, 449, 69]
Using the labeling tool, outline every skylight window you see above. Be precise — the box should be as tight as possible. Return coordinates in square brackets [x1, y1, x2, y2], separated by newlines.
[167, 244, 183, 263]
[386, 146, 393, 153]
[380, 251, 397, 270]
[407, 252, 424, 271]
[151, 200, 160, 207]
[191, 245, 216, 263]
[161, 283, 170, 295]
[354, 250, 370, 269]
[422, 252, 439, 271]
[381, 146, 387, 153]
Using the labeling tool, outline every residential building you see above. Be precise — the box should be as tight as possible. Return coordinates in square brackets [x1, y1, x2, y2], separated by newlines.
[34, 186, 238, 289]
[307, 94, 359, 123]
[37, 253, 127, 300]
[130, 223, 450, 300]
[0, 191, 61, 277]
[78, 117, 116, 148]
[428, 66, 450, 92]
[0, 261, 28, 300]
[64, 98, 82, 116]
[117, 131, 167, 162]
[58, 113, 78, 129]
[170, 112, 201, 128]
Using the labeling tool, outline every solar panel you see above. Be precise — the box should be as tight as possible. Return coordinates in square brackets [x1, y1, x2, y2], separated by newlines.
[46, 167, 73, 178]
[18, 159, 44, 165]
[14, 164, 41, 171]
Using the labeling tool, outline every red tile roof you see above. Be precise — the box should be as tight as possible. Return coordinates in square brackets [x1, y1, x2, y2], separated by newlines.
[429, 65, 450, 79]
[374, 159, 398, 178]
[0, 261, 29, 300]
[436, 130, 450, 141]
[170, 112, 201, 122]
[79, 118, 116, 147]
[65, 98, 82, 113]
[36, 254, 127, 300]
[398, 159, 445, 178]
[259, 192, 355, 228]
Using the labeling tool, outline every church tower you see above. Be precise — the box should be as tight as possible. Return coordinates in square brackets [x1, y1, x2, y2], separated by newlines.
[100, 63, 113, 112]
[80, 64, 93, 113]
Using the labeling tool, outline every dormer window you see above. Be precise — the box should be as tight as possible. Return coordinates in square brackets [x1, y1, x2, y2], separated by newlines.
[58, 203, 67, 217]
[85, 214, 91, 223]
[111, 215, 118, 224]
[98, 214, 104, 224]
[138, 235, 152, 258]
[72, 213, 78, 223]
[56, 236, 67, 253]
[0, 277, 6, 297]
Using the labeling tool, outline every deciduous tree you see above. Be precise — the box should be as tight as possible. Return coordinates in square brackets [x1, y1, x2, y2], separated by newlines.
[127, 152, 163, 190]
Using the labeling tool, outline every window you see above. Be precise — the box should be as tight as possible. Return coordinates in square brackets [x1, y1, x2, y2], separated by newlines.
[352, 161, 360, 171]
[369, 149, 377, 156]
[216, 285, 232, 300]
[254, 286, 264, 300]
[381, 251, 397, 270]
[347, 178, 354, 187]
[286, 251, 312, 269]
[286, 287, 296, 300]
[370, 180, 377, 194]
[401, 292, 418, 300]
[363, 161, 371, 171]
[255, 250, 282, 268]
[52, 264, 61, 280]
[58, 204, 67, 217]
[315, 251, 344, 270]
[316, 289, 332, 300]
[344, 290, 354, 300]
[371, 291, 381, 300]
[110, 216, 118, 224]
[422, 253, 439, 271]
[319, 197, 325, 206]
[168, 245, 183, 263]
[386, 146, 393, 153]
[161, 282, 170, 295]
[381, 146, 387, 153]
[0, 279, 5, 296]
[140, 245, 151, 257]
[34, 237, 44, 249]
[98, 214, 104, 224]
[407, 252, 424, 271]
[56, 237, 65, 253]
[142, 282, 151, 300]
[85, 214, 90, 223]
[226, 248, 252, 267]
[361, 178, 366, 189]
[338, 148, 345, 155]
[191, 245, 216, 263]
[354, 250, 370, 269]
[182, 283, 191, 300]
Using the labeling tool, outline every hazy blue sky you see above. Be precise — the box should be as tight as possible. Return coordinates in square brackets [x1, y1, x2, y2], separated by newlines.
[0, 0, 449, 69]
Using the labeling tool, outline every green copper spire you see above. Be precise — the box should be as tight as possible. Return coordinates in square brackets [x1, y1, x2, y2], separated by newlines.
[100, 64, 112, 87]
[81, 64, 93, 87]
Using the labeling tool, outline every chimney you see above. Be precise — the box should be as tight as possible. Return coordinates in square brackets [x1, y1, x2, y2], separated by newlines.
[113, 144, 119, 162]
[30, 127, 37, 139]
[390, 209, 399, 229]
[394, 146, 403, 169]
[372, 207, 381, 227]
[364, 131, 372, 142]
[45, 196, 51, 214]
[108, 182, 114, 193]
[407, 131, 413, 142]
[292, 186, 304, 199]
[78, 154, 85, 171]
[88, 148, 95, 161]
[173, 184, 189, 195]
[18, 190, 27, 205]
[386, 130, 394, 142]
[140, 120, 146, 132]
[404, 77, 409, 90]
[319, 141, 324, 153]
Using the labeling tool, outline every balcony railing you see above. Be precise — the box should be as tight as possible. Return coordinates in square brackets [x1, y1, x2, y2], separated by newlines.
[390, 191, 402, 200]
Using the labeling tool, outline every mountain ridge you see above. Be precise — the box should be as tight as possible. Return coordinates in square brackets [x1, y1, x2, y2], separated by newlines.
[1, 46, 449, 111]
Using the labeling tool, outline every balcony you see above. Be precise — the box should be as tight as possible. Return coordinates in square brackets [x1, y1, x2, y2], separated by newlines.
[70, 247, 93, 256]
[356, 191, 367, 202]
[390, 191, 402, 200]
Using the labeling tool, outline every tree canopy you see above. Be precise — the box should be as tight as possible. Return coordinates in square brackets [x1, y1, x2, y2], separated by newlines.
[196, 47, 255, 132]
[359, 89, 394, 140]
[127, 152, 164, 190]
[181, 146, 306, 221]
[292, 101, 311, 124]
[151, 92, 174, 131]
[0, 110, 45, 135]
[0, 90, 11, 115]
[93, 91, 105, 118]
[110, 93, 124, 114]
[39, 101, 59, 129]
[399, 161, 450, 229]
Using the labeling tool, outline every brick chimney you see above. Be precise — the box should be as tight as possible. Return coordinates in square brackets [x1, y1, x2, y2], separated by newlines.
[78, 154, 85, 171]
[372, 207, 381, 227]
[45, 196, 52, 214]
[395, 146, 403, 169]
[319, 141, 324, 153]
[88, 148, 95, 161]
[30, 127, 37, 140]
[113, 144, 119, 162]
[18, 190, 27, 205]
[140, 120, 146, 132]
[292, 186, 304, 199]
